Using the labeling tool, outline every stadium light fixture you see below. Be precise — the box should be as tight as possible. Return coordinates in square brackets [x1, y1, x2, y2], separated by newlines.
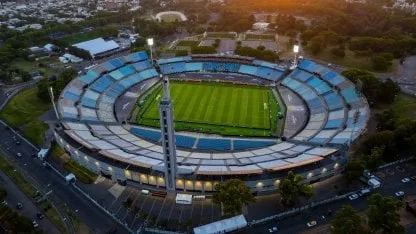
[147, 38, 154, 46]
[147, 38, 154, 63]
[293, 45, 299, 53]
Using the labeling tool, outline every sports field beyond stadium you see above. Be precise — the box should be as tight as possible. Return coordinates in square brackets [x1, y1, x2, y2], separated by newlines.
[136, 81, 280, 137]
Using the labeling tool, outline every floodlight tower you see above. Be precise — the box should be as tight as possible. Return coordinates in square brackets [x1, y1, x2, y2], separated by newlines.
[159, 75, 177, 191]
[293, 45, 300, 65]
[147, 38, 154, 63]
[49, 87, 59, 120]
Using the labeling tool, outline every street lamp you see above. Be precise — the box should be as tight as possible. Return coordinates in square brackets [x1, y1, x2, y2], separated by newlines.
[147, 38, 154, 62]
[293, 45, 299, 65]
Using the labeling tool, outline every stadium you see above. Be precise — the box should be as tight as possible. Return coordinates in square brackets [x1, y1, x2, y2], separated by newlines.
[54, 51, 369, 193]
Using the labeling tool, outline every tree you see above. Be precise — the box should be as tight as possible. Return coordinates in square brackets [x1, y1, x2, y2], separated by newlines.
[367, 193, 404, 234]
[365, 146, 385, 171]
[123, 197, 133, 208]
[213, 179, 255, 216]
[371, 55, 391, 71]
[331, 205, 367, 234]
[37, 78, 50, 102]
[379, 79, 399, 104]
[344, 158, 366, 184]
[278, 171, 314, 205]
[331, 47, 346, 58]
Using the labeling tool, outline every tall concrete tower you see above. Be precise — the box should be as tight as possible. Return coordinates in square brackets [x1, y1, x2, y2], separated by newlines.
[159, 75, 177, 191]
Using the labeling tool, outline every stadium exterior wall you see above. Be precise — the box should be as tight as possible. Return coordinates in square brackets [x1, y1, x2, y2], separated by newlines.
[54, 130, 346, 193]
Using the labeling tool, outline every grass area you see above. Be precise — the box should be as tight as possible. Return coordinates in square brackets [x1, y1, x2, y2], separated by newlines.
[205, 32, 236, 39]
[0, 87, 50, 146]
[176, 40, 200, 47]
[245, 34, 276, 41]
[391, 94, 416, 120]
[50, 143, 65, 161]
[305, 47, 398, 73]
[64, 160, 97, 184]
[11, 59, 55, 78]
[136, 81, 280, 137]
[0, 155, 38, 196]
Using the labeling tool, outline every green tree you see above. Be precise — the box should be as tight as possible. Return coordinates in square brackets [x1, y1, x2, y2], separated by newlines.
[379, 79, 400, 104]
[331, 205, 367, 234]
[213, 179, 255, 216]
[344, 158, 366, 184]
[365, 146, 385, 171]
[278, 171, 314, 205]
[331, 47, 346, 58]
[367, 193, 404, 234]
[37, 78, 50, 102]
[371, 55, 391, 71]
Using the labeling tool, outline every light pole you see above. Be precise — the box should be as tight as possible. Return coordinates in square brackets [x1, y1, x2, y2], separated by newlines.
[49, 87, 59, 120]
[293, 44, 299, 65]
[147, 38, 154, 63]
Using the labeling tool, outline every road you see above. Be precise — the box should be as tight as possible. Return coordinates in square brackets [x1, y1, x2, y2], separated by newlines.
[242, 162, 416, 234]
[0, 121, 131, 233]
[0, 168, 60, 234]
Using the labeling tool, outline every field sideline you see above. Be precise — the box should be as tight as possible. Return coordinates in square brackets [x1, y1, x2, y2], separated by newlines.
[135, 81, 280, 137]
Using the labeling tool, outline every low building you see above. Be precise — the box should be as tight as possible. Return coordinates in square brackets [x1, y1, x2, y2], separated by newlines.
[72, 38, 120, 59]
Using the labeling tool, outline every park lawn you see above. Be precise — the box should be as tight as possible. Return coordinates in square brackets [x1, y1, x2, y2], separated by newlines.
[11, 59, 54, 78]
[137, 81, 280, 137]
[305, 47, 398, 73]
[176, 40, 200, 47]
[0, 87, 50, 146]
[392, 94, 416, 120]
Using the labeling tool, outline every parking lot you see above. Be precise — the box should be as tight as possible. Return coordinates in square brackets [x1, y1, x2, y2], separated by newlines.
[79, 181, 222, 231]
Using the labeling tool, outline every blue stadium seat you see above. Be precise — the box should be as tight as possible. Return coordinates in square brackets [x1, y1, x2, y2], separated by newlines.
[79, 70, 100, 85]
[197, 138, 231, 151]
[90, 75, 114, 93]
[323, 92, 344, 110]
[185, 62, 203, 72]
[130, 127, 161, 142]
[175, 135, 196, 148]
[131, 60, 152, 72]
[255, 67, 283, 81]
[233, 140, 275, 150]
[160, 62, 186, 74]
[341, 87, 360, 104]
[125, 51, 148, 63]
[238, 65, 258, 76]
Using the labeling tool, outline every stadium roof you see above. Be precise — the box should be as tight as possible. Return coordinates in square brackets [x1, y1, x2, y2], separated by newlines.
[73, 38, 119, 57]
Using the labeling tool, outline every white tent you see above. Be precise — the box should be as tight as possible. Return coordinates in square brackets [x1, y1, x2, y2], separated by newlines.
[193, 215, 247, 234]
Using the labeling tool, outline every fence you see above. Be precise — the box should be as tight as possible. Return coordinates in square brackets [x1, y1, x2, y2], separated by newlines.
[249, 191, 355, 226]
[378, 156, 414, 169]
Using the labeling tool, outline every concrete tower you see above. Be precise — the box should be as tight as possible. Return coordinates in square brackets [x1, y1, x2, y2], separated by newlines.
[159, 75, 177, 191]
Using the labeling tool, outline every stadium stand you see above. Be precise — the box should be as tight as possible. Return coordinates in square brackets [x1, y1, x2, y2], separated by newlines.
[57, 53, 369, 185]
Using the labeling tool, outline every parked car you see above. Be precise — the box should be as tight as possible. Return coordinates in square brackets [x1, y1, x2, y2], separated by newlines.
[32, 220, 39, 228]
[36, 212, 45, 220]
[268, 226, 278, 233]
[348, 194, 359, 200]
[307, 221, 317, 227]
[401, 178, 410, 183]
[16, 152, 22, 157]
[395, 191, 405, 197]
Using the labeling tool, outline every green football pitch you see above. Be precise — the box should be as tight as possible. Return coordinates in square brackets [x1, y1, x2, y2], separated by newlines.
[135, 81, 280, 137]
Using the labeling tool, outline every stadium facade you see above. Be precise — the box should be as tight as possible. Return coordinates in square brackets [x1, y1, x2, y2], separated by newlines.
[55, 52, 369, 193]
